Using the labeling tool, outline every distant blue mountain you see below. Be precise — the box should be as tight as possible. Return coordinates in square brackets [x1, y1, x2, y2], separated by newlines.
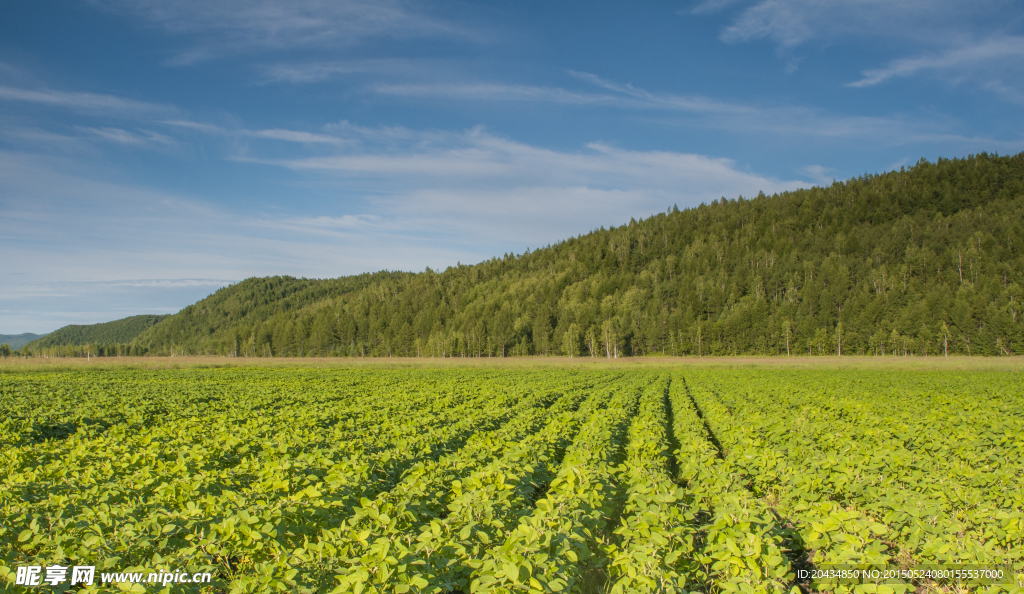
[0, 333, 46, 350]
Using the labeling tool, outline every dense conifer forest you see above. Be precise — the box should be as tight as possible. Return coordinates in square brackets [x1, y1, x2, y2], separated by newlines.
[24, 153, 1024, 358]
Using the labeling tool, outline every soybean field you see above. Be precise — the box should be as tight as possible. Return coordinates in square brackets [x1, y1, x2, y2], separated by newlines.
[1, 367, 1022, 593]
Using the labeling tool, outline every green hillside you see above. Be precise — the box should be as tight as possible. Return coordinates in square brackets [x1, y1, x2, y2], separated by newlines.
[0, 333, 45, 350]
[28, 315, 171, 350]
[132, 152, 1024, 358]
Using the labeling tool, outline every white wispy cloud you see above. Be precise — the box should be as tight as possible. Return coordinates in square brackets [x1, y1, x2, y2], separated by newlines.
[249, 129, 352, 145]
[0, 84, 176, 117]
[799, 165, 836, 186]
[76, 126, 177, 146]
[5, 127, 84, 147]
[372, 74, 754, 115]
[688, 0, 1024, 103]
[156, 75, 1023, 166]
[2, 278, 234, 299]
[258, 59, 439, 84]
[108, 278, 234, 288]
[371, 82, 626, 106]
[367, 73, 999, 144]
[567, 71, 758, 114]
[212, 119, 1024, 247]
[711, 0, 992, 48]
[241, 125, 790, 189]
[160, 119, 227, 134]
[983, 80, 1024, 105]
[260, 61, 377, 84]
[849, 36, 1024, 87]
[162, 120, 352, 145]
[251, 214, 383, 238]
[87, 0, 475, 64]
[0, 150, 218, 231]
[232, 125, 810, 245]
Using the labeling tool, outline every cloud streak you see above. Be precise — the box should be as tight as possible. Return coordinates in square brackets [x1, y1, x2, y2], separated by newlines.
[163, 120, 353, 145]
[372, 73, 754, 115]
[249, 128, 352, 145]
[239, 125, 805, 193]
[0, 85, 176, 117]
[224, 124, 812, 251]
[849, 36, 1024, 87]
[710, 0, 1000, 48]
[87, 0, 475, 64]
[699, 0, 1024, 103]
[76, 126, 177, 147]
[367, 73, 1019, 146]
[257, 59, 442, 84]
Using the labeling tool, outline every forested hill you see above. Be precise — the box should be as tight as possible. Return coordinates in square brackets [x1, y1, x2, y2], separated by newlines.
[132, 153, 1024, 358]
[28, 315, 171, 349]
[0, 333, 45, 350]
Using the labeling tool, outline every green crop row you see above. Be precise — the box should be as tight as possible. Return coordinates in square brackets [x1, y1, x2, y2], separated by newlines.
[685, 369, 1023, 594]
[668, 377, 795, 594]
[330, 374, 636, 593]
[466, 374, 643, 593]
[329, 377, 598, 592]
[605, 375, 697, 594]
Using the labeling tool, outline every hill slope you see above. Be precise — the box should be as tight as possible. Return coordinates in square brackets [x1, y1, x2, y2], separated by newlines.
[133, 153, 1024, 357]
[29, 315, 171, 349]
[0, 333, 45, 350]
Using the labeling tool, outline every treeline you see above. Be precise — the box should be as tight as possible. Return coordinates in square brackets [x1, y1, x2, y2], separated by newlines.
[122, 152, 1024, 358]
[25, 315, 171, 350]
[7, 342, 145, 359]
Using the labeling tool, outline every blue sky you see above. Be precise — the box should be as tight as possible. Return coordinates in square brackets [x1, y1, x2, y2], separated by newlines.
[2, 0, 1023, 334]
